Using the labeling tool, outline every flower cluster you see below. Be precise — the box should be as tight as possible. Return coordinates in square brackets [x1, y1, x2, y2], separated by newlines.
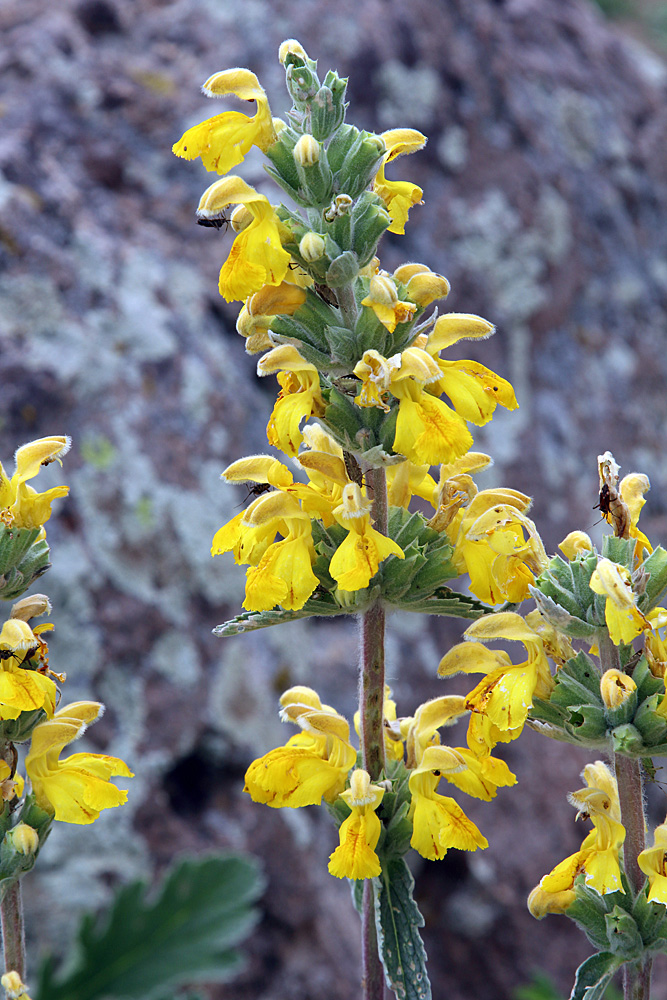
[0, 437, 132, 903]
[244, 684, 517, 879]
[171, 44, 540, 622]
[171, 40, 553, 892]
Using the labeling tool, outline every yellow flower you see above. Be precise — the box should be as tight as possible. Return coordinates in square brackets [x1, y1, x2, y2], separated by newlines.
[25, 702, 133, 824]
[446, 490, 547, 605]
[425, 314, 518, 426]
[213, 489, 318, 612]
[242, 515, 318, 612]
[527, 884, 576, 919]
[236, 281, 308, 354]
[0, 437, 70, 529]
[647, 607, 667, 680]
[360, 275, 417, 333]
[329, 484, 404, 591]
[392, 379, 474, 466]
[638, 821, 667, 904]
[172, 68, 277, 174]
[352, 346, 476, 467]
[328, 769, 385, 880]
[1, 972, 33, 1000]
[408, 752, 488, 861]
[373, 129, 426, 234]
[559, 530, 593, 560]
[619, 472, 652, 562]
[600, 668, 637, 710]
[197, 176, 291, 301]
[590, 558, 649, 645]
[258, 345, 325, 456]
[439, 613, 554, 748]
[393, 263, 450, 307]
[0, 619, 57, 720]
[244, 687, 357, 808]
[537, 763, 625, 898]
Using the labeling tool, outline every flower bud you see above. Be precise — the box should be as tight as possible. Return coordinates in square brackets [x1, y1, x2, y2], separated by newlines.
[559, 531, 593, 560]
[8, 823, 39, 856]
[292, 136, 333, 206]
[311, 74, 348, 141]
[404, 270, 451, 307]
[299, 232, 326, 263]
[278, 39, 309, 64]
[600, 669, 637, 711]
[293, 134, 320, 167]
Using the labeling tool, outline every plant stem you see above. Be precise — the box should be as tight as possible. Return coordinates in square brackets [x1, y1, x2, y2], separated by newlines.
[598, 633, 652, 1000]
[359, 467, 387, 782]
[362, 880, 385, 1000]
[1, 880, 25, 981]
[359, 467, 388, 1000]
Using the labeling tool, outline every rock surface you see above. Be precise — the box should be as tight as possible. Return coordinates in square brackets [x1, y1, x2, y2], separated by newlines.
[2, 0, 667, 997]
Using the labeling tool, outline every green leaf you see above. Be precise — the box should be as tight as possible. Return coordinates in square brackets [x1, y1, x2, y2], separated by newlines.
[569, 952, 619, 1000]
[601, 536, 635, 569]
[529, 591, 598, 639]
[213, 594, 347, 635]
[36, 854, 264, 1000]
[374, 858, 431, 1000]
[604, 907, 643, 959]
[641, 546, 667, 608]
[391, 587, 488, 618]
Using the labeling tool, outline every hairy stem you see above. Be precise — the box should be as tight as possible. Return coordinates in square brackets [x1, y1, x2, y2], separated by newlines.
[359, 467, 387, 782]
[359, 467, 388, 1000]
[1, 880, 25, 981]
[362, 881, 385, 1000]
[599, 632, 651, 1000]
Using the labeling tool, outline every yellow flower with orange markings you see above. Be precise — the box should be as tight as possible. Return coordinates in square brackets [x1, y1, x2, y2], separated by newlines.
[530, 762, 625, 913]
[373, 129, 426, 235]
[197, 177, 291, 302]
[328, 769, 385, 880]
[424, 314, 518, 427]
[360, 275, 417, 333]
[589, 558, 649, 646]
[0, 437, 70, 530]
[445, 489, 547, 605]
[329, 484, 404, 591]
[258, 345, 325, 457]
[440, 613, 554, 750]
[172, 68, 277, 174]
[244, 687, 357, 808]
[408, 749, 488, 861]
[25, 702, 133, 824]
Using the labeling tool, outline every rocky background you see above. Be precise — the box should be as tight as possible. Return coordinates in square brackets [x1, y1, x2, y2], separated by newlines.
[2, 0, 667, 997]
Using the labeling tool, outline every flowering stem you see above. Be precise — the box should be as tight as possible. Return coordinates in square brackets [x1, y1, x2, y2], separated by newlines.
[359, 466, 387, 782]
[598, 632, 651, 1000]
[359, 467, 388, 1000]
[0, 880, 25, 981]
[362, 880, 385, 1000]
